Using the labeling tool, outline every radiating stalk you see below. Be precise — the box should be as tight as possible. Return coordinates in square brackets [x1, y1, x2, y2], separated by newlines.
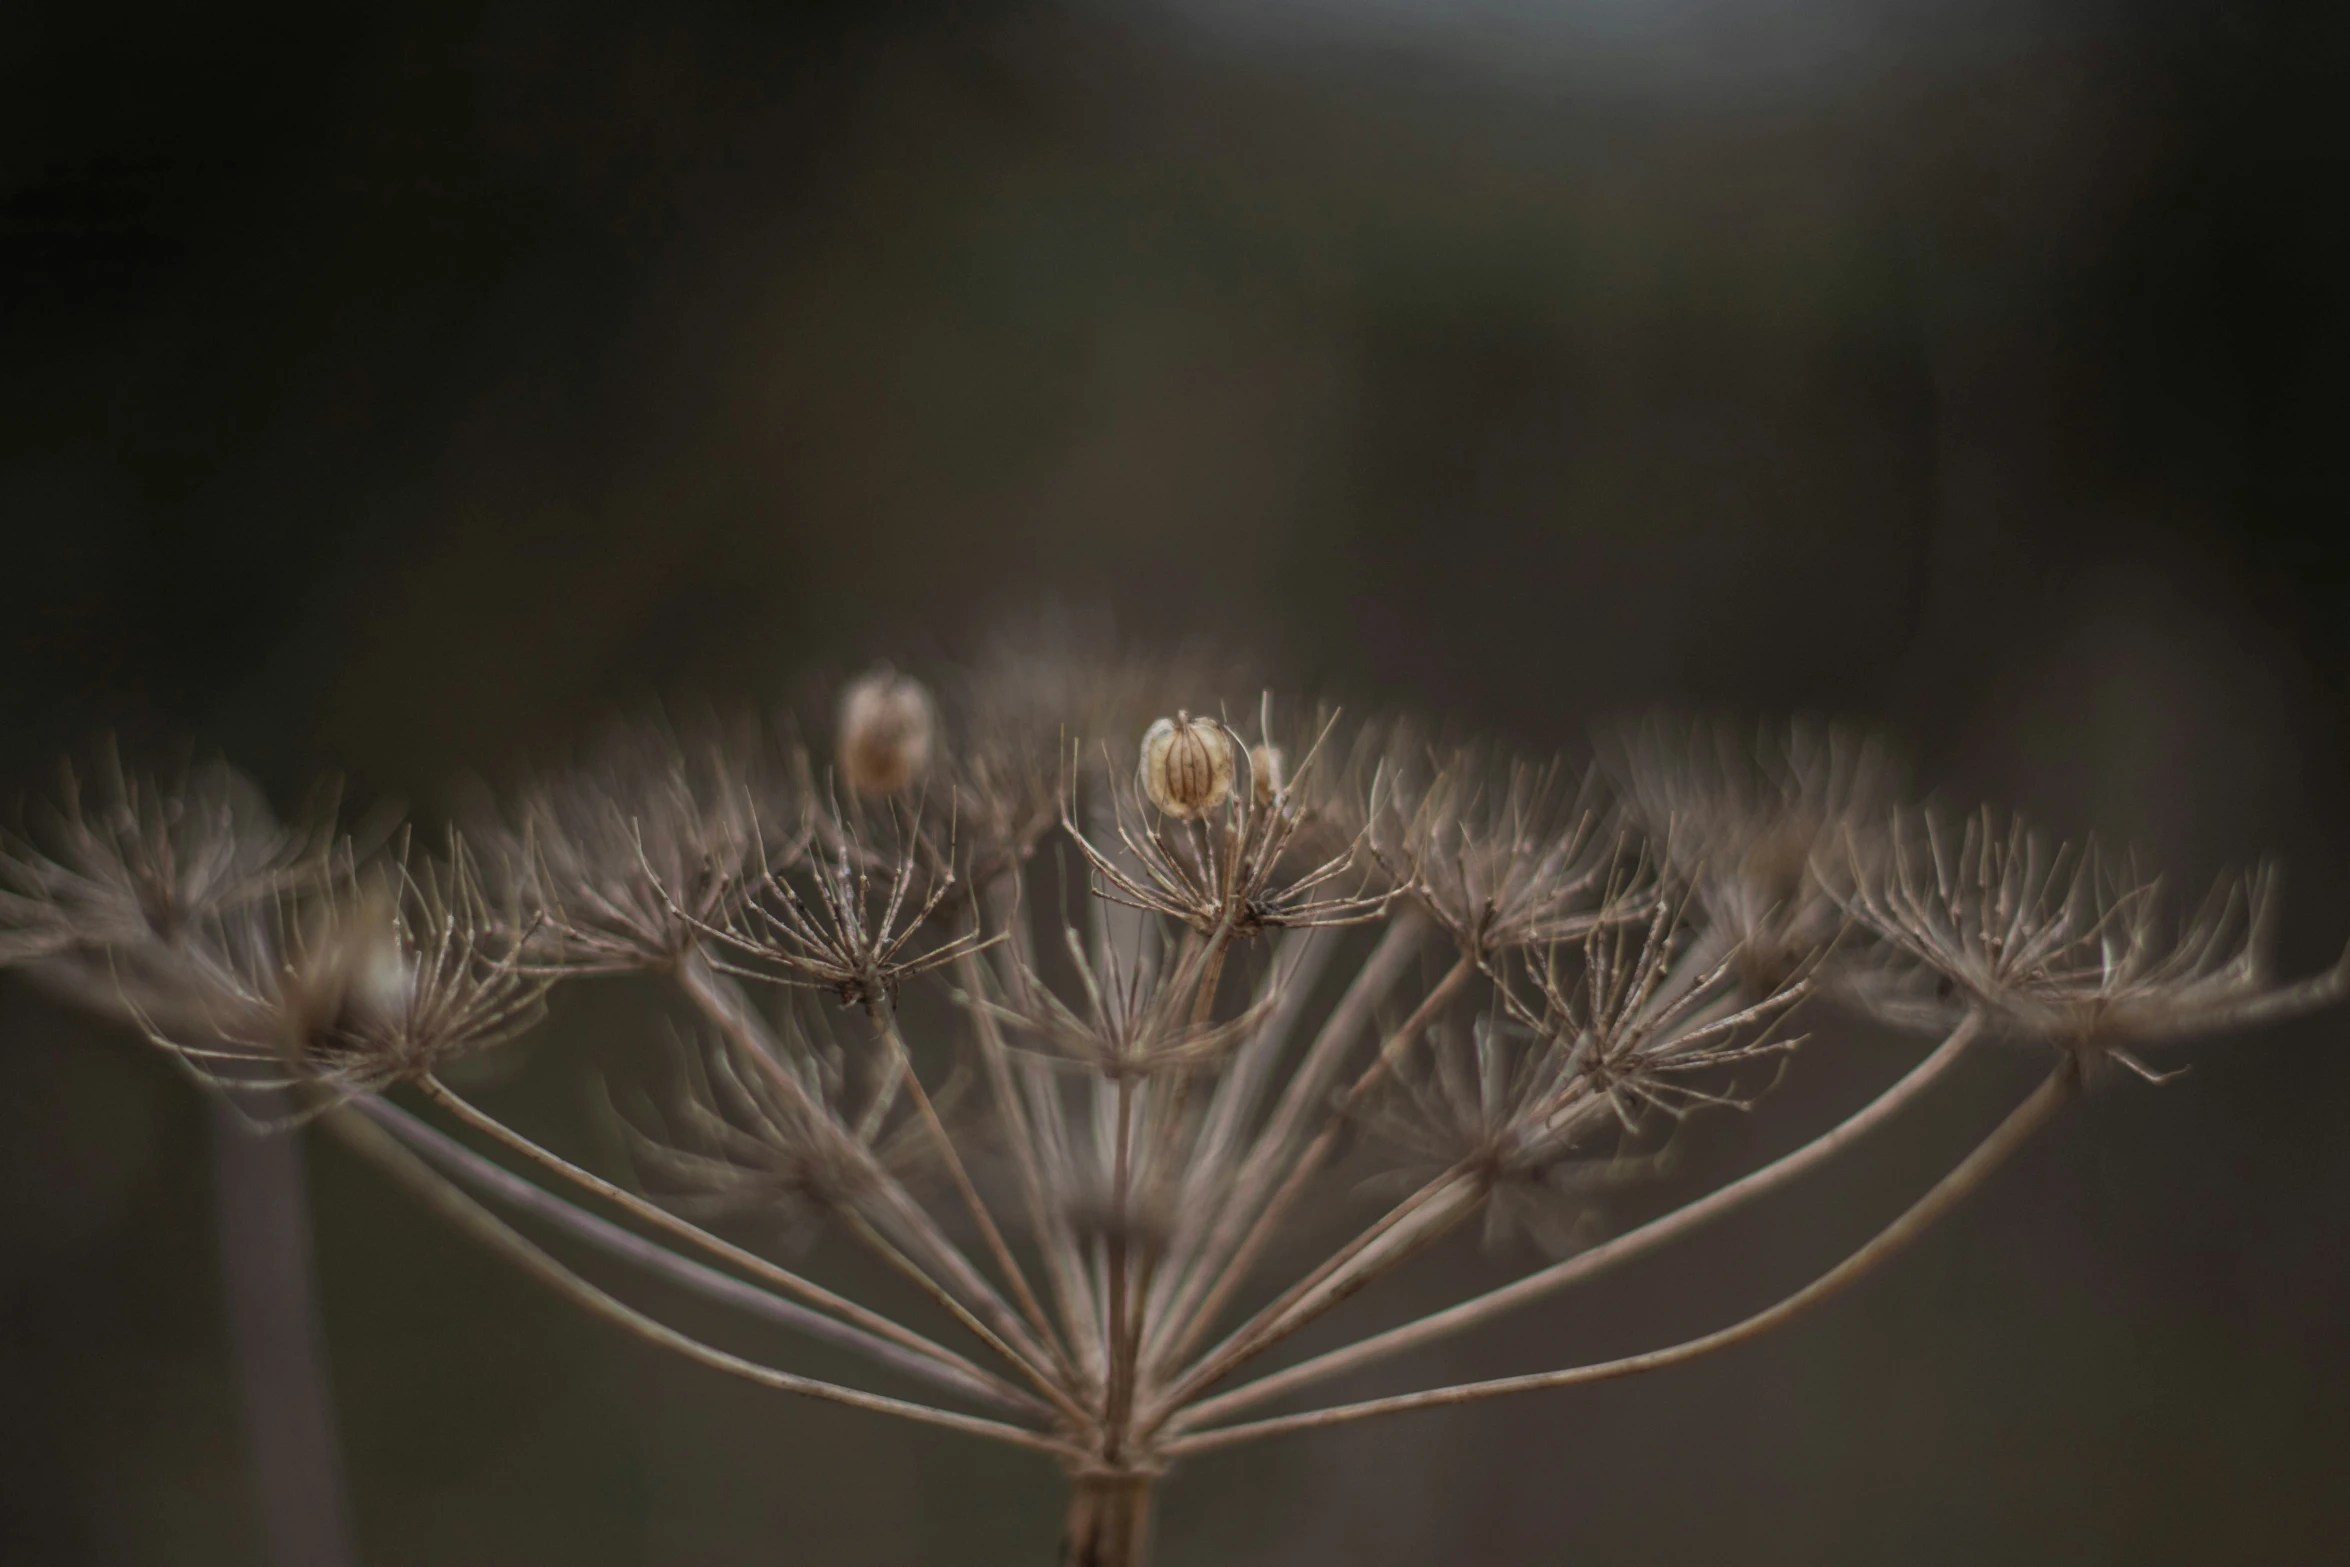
[1156, 953, 1475, 1375]
[674, 953, 1060, 1381]
[1143, 920, 1426, 1363]
[871, 997, 1072, 1380]
[324, 1101, 1081, 1456]
[1166, 1055, 2076, 1455]
[1176, 1011, 1984, 1427]
[369, 1093, 1029, 1410]
[958, 947, 1104, 1385]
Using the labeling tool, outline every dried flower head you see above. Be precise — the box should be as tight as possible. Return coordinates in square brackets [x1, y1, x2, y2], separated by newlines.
[1836, 807, 2347, 1076]
[131, 839, 547, 1112]
[1494, 898, 1812, 1132]
[1070, 701, 1388, 940]
[838, 665, 936, 796]
[1358, 1012, 1658, 1255]
[613, 1011, 918, 1238]
[1612, 716, 1900, 996]
[694, 800, 990, 1007]
[938, 644, 1257, 899]
[279, 880, 415, 1039]
[1139, 714, 1235, 821]
[480, 713, 792, 973]
[0, 749, 328, 967]
[1368, 739, 1649, 958]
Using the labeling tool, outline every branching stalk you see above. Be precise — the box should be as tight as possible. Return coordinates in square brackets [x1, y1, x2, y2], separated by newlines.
[1178, 1011, 1984, 1427]
[358, 1095, 1030, 1410]
[1156, 952, 1476, 1375]
[1164, 1055, 2076, 1456]
[323, 1101, 1080, 1456]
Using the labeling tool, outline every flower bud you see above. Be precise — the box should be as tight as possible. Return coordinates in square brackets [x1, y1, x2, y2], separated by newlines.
[1140, 714, 1235, 820]
[1250, 744, 1285, 811]
[838, 666, 935, 795]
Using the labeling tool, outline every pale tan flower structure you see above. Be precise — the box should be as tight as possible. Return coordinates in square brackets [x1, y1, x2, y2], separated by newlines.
[4, 673, 2342, 1567]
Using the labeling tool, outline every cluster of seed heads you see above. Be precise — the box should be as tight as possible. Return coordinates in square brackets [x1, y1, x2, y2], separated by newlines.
[2, 660, 2341, 1567]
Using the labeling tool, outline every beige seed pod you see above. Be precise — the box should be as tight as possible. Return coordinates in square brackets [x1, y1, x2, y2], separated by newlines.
[1250, 744, 1285, 810]
[1140, 713, 1235, 820]
[838, 666, 935, 795]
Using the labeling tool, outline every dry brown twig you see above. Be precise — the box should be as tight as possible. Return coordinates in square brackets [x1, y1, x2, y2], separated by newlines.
[4, 678, 2343, 1567]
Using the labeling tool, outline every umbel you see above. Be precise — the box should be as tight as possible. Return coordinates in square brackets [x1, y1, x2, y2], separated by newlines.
[4, 652, 2341, 1566]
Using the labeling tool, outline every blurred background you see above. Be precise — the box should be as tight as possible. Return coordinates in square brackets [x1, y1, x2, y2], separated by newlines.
[4, 1, 2349, 1561]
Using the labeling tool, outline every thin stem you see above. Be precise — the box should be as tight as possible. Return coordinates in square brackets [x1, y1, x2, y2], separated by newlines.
[865, 1177, 1063, 1386]
[1138, 931, 1329, 1342]
[852, 1012, 908, 1144]
[1164, 1052, 2076, 1456]
[322, 1101, 1080, 1458]
[1222, 1181, 1480, 1377]
[1122, 922, 1237, 1404]
[1061, 1468, 1158, 1567]
[871, 996, 1072, 1381]
[1103, 1073, 1138, 1451]
[210, 1096, 359, 1567]
[1144, 1169, 1477, 1425]
[673, 953, 1059, 1383]
[957, 947, 1103, 1384]
[844, 1208, 1098, 1433]
[1189, 935, 1230, 1030]
[1157, 952, 1476, 1375]
[1147, 917, 1424, 1354]
[412, 1076, 1026, 1408]
[359, 1096, 1029, 1410]
[1169, 928, 1338, 1221]
[1134, 923, 1226, 1192]
[1177, 1011, 1984, 1428]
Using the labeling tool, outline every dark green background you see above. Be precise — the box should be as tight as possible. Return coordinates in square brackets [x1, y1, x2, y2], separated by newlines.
[5, 2, 2349, 1561]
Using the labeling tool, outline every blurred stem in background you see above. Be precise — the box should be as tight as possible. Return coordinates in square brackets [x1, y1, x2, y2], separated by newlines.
[211, 1095, 360, 1567]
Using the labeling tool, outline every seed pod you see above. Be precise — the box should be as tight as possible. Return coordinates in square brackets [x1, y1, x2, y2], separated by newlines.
[1140, 713, 1235, 820]
[838, 666, 935, 795]
[1250, 744, 1285, 811]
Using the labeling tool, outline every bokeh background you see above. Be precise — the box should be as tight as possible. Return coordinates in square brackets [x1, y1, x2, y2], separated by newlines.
[5, 2, 2350, 1562]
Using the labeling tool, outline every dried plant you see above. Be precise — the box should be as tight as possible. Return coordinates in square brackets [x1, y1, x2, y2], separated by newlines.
[0, 745, 330, 973]
[5, 674, 2344, 1567]
[1609, 714, 1901, 996]
[1832, 807, 2334, 1077]
[132, 838, 550, 1110]
[1067, 699, 1390, 943]
[472, 710, 790, 975]
[1364, 731, 1648, 960]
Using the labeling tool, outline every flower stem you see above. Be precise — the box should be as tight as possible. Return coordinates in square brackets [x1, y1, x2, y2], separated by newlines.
[1176, 1010, 1985, 1427]
[1166, 1053, 2077, 1456]
[1060, 1469, 1158, 1567]
[211, 1096, 359, 1567]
